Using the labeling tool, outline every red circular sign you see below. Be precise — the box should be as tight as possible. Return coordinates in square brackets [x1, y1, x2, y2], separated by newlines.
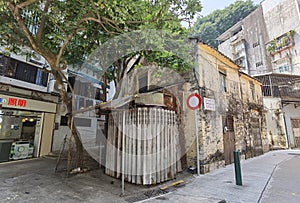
[187, 93, 202, 110]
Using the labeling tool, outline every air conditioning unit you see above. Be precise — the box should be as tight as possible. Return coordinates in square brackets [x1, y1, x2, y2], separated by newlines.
[29, 52, 46, 66]
[48, 79, 68, 94]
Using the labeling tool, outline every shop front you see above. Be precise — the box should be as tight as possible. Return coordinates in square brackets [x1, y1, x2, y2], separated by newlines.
[0, 94, 57, 162]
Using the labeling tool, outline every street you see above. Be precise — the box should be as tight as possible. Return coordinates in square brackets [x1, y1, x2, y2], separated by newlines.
[141, 150, 300, 203]
[0, 150, 299, 203]
[261, 153, 300, 203]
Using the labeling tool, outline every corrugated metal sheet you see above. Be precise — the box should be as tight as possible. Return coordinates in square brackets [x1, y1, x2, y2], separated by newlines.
[105, 107, 182, 185]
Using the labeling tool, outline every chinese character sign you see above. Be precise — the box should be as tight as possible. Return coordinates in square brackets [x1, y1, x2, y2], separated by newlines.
[0, 97, 27, 108]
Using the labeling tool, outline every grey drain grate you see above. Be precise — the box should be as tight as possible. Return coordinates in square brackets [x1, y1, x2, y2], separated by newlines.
[125, 189, 168, 202]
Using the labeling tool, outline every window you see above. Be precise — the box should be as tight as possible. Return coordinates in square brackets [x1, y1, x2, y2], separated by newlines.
[95, 88, 101, 100]
[255, 62, 263, 67]
[85, 99, 94, 107]
[225, 116, 234, 132]
[219, 71, 227, 92]
[15, 62, 37, 83]
[262, 86, 271, 96]
[35, 69, 49, 86]
[60, 116, 68, 126]
[250, 82, 255, 100]
[252, 41, 260, 48]
[74, 117, 92, 127]
[235, 57, 246, 69]
[278, 64, 290, 73]
[138, 74, 148, 93]
[0, 55, 48, 87]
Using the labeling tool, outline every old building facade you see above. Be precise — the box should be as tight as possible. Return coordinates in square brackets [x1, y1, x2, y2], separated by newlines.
[0, 51, 58, 162]
[216, 0, 300, 149]
[184, 42, 267, 173]
[217, 0, 300, 76]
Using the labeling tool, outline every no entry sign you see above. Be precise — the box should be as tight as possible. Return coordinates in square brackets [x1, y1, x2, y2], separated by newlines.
[187, 93, 202, 110]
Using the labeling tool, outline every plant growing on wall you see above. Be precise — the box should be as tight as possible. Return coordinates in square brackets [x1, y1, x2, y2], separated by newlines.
[266, 39, 276, 53]
[266, 30, 296, 54]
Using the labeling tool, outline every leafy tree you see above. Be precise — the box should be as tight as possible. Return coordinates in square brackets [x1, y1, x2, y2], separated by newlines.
[0, 0, 201, 169]
[191, 0, 257, 48]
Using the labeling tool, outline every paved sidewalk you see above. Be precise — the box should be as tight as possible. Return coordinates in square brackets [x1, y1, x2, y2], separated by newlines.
[142, 150, 300, 203]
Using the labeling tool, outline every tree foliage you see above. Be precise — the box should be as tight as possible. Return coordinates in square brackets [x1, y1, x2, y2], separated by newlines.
[0, 0, 202, 168]
[191, 0, 257, 48]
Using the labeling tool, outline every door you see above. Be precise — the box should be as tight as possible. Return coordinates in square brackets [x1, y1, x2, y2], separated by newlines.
[250, 118, 263, 156]
[223, 116, 235, 165]
[291, 119, 300, 148]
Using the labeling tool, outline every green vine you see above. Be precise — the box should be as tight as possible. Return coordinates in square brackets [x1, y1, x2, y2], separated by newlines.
[266, 30, 296, 54]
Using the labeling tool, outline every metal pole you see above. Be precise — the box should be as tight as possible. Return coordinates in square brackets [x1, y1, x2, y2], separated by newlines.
[233, 150, 242, 186]
[194, 110, 200, 176]
[121, 113, 125, 195]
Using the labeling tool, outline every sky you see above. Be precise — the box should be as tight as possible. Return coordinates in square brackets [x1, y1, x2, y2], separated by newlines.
[200, 0, 263, 16]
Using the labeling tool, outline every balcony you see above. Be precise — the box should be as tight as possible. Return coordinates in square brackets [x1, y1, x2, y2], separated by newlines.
[266, 30, 296, 55]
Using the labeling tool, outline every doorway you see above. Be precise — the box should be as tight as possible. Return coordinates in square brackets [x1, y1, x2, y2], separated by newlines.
[223, 116, 235, 165]
[291, 118, 300, 148]
[0, 110, 42, 162]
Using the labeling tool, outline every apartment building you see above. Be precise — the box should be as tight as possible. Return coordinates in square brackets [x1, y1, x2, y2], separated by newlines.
[217, 0, 300, 149]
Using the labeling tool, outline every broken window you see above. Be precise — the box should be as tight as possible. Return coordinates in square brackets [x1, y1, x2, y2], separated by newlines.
[219, 71, 227, 92]
[138, 73, 148, 93]
[250, 82, 255, 100]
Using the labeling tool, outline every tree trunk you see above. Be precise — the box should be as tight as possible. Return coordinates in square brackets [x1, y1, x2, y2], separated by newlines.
[52, 70, 84, 168]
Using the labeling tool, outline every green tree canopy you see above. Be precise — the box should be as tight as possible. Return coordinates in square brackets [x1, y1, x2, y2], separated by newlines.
[0, 0, 202, 167]
[191, 0, 257, 48]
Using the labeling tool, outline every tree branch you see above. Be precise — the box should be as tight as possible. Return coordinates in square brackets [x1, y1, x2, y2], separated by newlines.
[9, 3, 38, 51]
[9, 2, 57, 69]
[90, 0, 100, 20]
[56, 27, 84, 68]
[58, 69, 74, 95]
[80, 17, 119, 35]
[36, 0, 52, 44]
[126, 18, 174, 24]
[48, 16, 66, 35]
[16, 0, 39, 9]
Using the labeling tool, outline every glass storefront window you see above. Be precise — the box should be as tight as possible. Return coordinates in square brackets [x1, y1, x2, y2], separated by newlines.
[0, 109, 42, 162]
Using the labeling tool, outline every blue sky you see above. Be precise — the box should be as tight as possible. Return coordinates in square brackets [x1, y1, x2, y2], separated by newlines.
[200, 0, 263, 16]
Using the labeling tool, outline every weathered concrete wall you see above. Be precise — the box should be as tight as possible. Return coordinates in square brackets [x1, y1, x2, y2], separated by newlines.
[237, 74, 268, 156]
[219, 0, 300, 75]
[218, 39, 233, 61]
[262, 0, 300, 40]
[182, 83, 198, 169]
[183, 43, 266, 173]
[263, 97, 287, 148]
[262, 0, 300, 75]
[196, 45, 241, 172]
[242, 7, 272, 75]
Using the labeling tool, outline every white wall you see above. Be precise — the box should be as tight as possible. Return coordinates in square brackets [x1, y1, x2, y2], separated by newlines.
[282, 104, 300, 148]
[263, 97, 287, 147]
